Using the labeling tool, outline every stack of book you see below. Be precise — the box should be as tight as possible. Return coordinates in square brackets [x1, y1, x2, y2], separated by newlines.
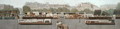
[19, 19, 52, 25]
[85, 20, 115, 25]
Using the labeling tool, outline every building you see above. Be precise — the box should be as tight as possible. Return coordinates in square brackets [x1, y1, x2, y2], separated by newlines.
[0, 9, 19, 19]
[25, 2, 70, 10]
[0, 4, 14, 10]
[76, 2, 99, 11]
[116, 3, 120, 10]
[0, 4, 19, 19]
[100, 4, 117, 10]
[0, 4, 4, 9]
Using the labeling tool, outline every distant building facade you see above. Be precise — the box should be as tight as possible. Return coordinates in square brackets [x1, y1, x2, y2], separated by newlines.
[25, 2, 70, 10]
[76, 2, 99, 11]
[0, 4, 14, 10]
[100, 4, 117, 10]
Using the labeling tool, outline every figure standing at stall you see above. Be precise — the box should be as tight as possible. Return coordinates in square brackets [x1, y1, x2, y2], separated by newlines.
[56, 21, 69, 29]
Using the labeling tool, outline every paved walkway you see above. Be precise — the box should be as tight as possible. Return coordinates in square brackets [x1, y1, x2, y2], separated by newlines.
[0, 19, 120, 29]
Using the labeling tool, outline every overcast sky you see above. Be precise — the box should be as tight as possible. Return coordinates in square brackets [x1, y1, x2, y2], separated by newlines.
[0, 0, 120, 8]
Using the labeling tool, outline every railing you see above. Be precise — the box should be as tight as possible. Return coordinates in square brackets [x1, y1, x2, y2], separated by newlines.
[89, 17, 112, 19]
[4, 17, 16, 19]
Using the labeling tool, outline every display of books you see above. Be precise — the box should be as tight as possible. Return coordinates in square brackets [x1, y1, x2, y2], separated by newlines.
[22, 17, 53, 19]
[19, 19, 52, 25]
[23, 12, 60, 19]
[85, 20, 115, 25]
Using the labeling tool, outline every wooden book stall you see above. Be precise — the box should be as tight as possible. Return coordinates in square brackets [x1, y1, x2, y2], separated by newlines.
[19, 19, 52, 25]
[116, 17, 120, 19]
[85, 20, 115, 25]
[22, 17, 53, 19]
[89, 17, 112, 19]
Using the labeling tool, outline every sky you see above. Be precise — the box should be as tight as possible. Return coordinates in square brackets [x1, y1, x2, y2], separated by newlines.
[0, 0, 120, 8]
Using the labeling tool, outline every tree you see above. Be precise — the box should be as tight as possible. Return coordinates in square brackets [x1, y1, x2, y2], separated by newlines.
[113, 10, 120, 15]
[101, 11, 109, 16]
[83, 8, 93, 14]
[14, 8, 20, 14]
[62, 7, 70, 12]
[42, 8, 49, 12]
[23, 6, 31, 13]
[49, 8, 56, 12]
[57, 7, 64, 12]
[70, 8, 78, 12]
[105, 9, 114, 16]
[94, 10, 101, 15]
